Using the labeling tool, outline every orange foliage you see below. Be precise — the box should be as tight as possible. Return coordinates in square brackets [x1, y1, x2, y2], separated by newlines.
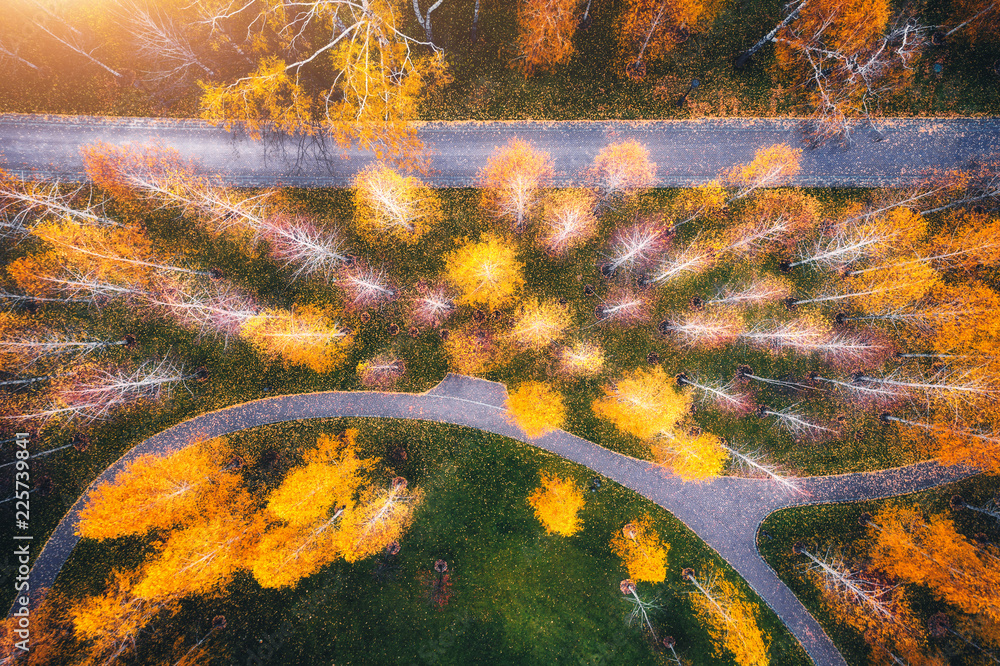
[442, 324, 514, 375]
[478, 140, 553, 230]
[776, 0, 891, 69]
[516, 0, 582, 75]
[81, 141, 196, 201]
[539, 189, 598, 255]
[77, 437, 237, 540]
[506, 381, 567, 438]
[527, 472, 586, 536]
[650, 429, 728, 480]
[592, 366, 692, 439]
[557, 340, 606, 376]
[611, 515, 669, 582]
[867, 506, 1000, 626]
[616, 0, 724, 75]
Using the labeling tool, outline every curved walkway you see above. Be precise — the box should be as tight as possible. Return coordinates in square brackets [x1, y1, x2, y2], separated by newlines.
[2, 114, 1000, 187]
[16, 374, 978, 666]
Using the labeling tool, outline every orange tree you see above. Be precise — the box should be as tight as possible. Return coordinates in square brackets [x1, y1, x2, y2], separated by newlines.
[506, 381, 567, 437]
[616, 0, 724, 78]
[515, 0, 583, 75]
[611, 515, 669, 583]
[527, 472, 585, 536]
[444, 234, 525, 310]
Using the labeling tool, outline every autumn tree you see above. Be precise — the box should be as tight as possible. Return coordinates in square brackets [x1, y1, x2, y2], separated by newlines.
[616, 0, 724, 78]
[866, 506, 1000, 626]
[240, 305, 353, 373]
[478, 140, 554, 231]
[510, 298, 572, 349]
[592, 366, 692, 439]
[353, 163, 441, 243]
[445, 234, 525, 309]
[772, 0, 927, 142]
[686, 567, 771, 666]
[725, 144, 802, 201]
[251, 431, 419, 587]
[78, 437, 237, 540]
[557, 339, 606, 376]
[515, 0, 583, 75]
[538, 190, 598, 256]
[357, 354, 406, 388]
[650, 428, 728, 480]
[528, 472, 585, 535]
[588, 140, 657, 201]
[611, 515, 669, 582]
[506, 381, 567, 438]
[198, 0, 451, 165]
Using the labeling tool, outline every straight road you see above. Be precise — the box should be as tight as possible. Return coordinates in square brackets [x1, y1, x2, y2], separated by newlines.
[2, 114, 999, 187]
[12, 374, 978, 666]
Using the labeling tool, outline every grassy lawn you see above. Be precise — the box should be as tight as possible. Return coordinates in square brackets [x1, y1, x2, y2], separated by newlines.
[0, 0, 997, 119]
[37, 419, 810, 665]
[757, 474, 1000, 666]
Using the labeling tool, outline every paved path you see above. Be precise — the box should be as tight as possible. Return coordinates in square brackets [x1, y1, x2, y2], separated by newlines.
[13, 375, 978, 666]
[2, 114, 999, 188]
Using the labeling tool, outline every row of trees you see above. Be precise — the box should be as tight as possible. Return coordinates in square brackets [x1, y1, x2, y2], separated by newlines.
[797, 501, 1000, 664]
[0, 430, 420, 665]
[527, 472, 770, 665]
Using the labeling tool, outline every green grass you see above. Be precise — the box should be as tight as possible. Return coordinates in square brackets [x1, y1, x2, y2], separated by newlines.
[38, 419, 811, 665]
[757, 474, 1000, 666]
[0, 0, 997, 120]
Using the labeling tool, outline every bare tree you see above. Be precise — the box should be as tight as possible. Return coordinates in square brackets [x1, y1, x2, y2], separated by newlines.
[0, 37, 40, 71]
[117, 1, 215, 84]
[33, 14, 122, 78]
[413, 0, 446, 43]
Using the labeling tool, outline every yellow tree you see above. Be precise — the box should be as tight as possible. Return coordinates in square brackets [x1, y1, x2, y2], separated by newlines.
[589, 140, 657, 200]
[240, 305, 353, 373]
[687, 566, 771, 666]
[353, 162, 441, 243]
[866, 506, 1000, 625]
[444, 234, 525, 309]
[510, 298, 572, 350]
[77, 437, 237, 540]
[725, 144, 802, 200]
[528, 472, 585, 536]
[616, 0, 724, 78]
[251, 432, 420, 587]
[478, 139, 554, 230]
[650, 429, 728, 480]
[198, 1, 451, 165]
[557, 340, 605, 376]
[611, 515, 669, 583]
[71, 569, 182, 666]
[133, 487, 265, 600]
[516, 0, 583, 75]
[506, 381, 567, 438]
[592, 366, 692, 439]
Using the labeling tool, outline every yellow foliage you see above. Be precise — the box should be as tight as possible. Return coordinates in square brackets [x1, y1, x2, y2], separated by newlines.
[265, 432, 370, 526]
[592, 366, 692, 439]
[589, 140, 657, 197]
[240, 305, 352, 373]
[528, 472, 585, 536]
[650, 430, 728, 480]
[336, 481, 422, 563]
[445, 234, 525, 309]
[78, 437, 235, 540]
[506, 381, 567, 438]
[539, 189, 598, 255]
[847, 259, 939, 312]
[776, 0, 891, 69]
[726, 144, 802, 196]
[511, 298, 572, 349]
[689, 567, 771, 666]
[670, 180, 728, 224]
[353, 163, 441, 243]
[557, 340, 606, 376]
[610, 515, 669, 582]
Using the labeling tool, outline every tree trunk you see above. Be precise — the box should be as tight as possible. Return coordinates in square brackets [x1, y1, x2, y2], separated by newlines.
[734, 0, 808, 69]
[470, 0, 481, 43]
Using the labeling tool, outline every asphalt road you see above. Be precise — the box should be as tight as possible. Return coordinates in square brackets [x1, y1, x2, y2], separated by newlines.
[12, 374, 978, 666]
[2, 114, 999, 187]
